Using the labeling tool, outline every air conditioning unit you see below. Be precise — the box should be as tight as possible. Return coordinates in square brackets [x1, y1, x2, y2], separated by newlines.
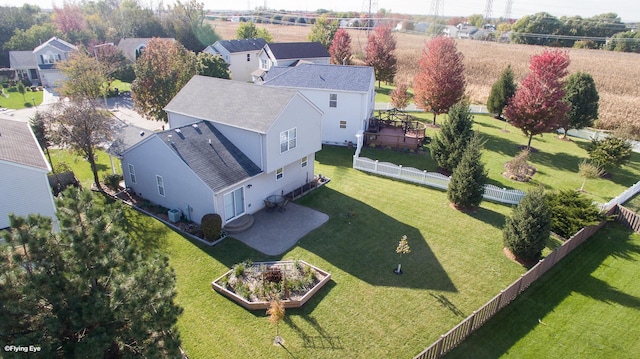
[168, 208, 182, 223]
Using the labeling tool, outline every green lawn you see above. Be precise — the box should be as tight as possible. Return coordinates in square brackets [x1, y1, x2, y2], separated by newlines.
[445, 221, 640, 358]
[374, 83, 414, 104]
[0, 85, 43, 109]
[46, 125, 640, 358]
[49, 148, 120, 188]
[360, 114, 640, 205]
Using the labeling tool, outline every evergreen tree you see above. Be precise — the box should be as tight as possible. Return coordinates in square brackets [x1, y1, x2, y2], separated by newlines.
[0, 188, 182, 357]
[545, 189, 605, 239]
[503, 187, 552, 262]
[486, 65, 516, 119]
[447, 135, 488, 209]
[560, 72, 599, 138]
[430, 101, 474, 173]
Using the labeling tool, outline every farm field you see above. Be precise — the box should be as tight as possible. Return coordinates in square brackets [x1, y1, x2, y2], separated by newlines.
[209, 20, 640, 135]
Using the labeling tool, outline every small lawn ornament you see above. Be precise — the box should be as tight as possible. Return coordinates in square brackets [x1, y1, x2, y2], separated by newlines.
[394, 235, 411, 274]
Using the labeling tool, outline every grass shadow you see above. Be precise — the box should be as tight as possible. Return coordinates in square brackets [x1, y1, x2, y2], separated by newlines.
[445, 222, 640, 358]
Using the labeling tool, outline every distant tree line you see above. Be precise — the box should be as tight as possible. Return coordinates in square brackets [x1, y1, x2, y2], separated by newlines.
[0, 0, 220, 67]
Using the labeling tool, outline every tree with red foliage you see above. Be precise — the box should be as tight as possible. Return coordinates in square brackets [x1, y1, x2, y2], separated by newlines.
[329, 29, 352, 65]
[365, 25, 397, 88]
[504, 49, 570, 150]
[52, 3, 85, 34]
[390, 83, 411, 109]
[413, 36, 466, 125]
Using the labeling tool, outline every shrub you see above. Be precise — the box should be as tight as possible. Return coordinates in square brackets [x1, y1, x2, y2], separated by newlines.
[504, 150, 535, 182]
[201, 213, 223, 241]
[503, 187, 552, 263]
[103, 173, 123, 190]
[586, 136, 632, 170]
[264, 266, 283, 283]
[545, 190, 605, 239]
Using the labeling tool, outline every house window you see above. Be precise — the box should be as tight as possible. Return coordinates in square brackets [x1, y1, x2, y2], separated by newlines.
[128, 164, 136, 184]
[156, 175, 165, 197]
[225, 54, 229, 62]
[301, 156, 308, 168]
[329, 93, 337, 108]
[247, 54, 251, 62]
[339, 120, 347, 129]
[223, 187, 245, 221]
[276, 167, 284, 181]
[280, 128, 296, 153]
[41, 54, 62, 64]
[261, 58, 267, 69]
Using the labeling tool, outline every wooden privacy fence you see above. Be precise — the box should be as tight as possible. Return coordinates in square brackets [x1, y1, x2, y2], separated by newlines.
[353, 156, 526, 205]
[414, 205, 620, 359]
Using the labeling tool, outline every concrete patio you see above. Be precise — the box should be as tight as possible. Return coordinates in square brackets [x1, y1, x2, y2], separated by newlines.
[230, 203, 329, 256]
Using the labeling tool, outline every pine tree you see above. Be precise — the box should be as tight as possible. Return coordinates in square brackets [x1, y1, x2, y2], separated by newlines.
[447, 135, 488, 209]
[560, 72, 599, 138]
[0, 188, 182, 357]
[486, 65, 517, 119]
[503, 186, 552, 262]
[430, 101, 474, 173]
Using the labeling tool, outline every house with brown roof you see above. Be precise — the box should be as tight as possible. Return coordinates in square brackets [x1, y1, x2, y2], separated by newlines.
[0, 118, 57, 230]
[119, 76, 323, 226]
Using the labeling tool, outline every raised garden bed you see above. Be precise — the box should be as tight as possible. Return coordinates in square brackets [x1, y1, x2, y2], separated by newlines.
[211, 260, 331, 310]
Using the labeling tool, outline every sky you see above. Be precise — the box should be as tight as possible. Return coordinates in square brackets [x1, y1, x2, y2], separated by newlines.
[2, 0, 639, 22]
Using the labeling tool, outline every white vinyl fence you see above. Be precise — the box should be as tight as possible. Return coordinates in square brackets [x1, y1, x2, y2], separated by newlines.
[598, 180, 640, 211]
[353, 156, 526, 205]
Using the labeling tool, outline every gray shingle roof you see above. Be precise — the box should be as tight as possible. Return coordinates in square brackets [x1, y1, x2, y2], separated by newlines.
[262, 63, 375, 92]
[9, 51, 36, 68]
[216, 38, 267, 53]
[156, 121, 261, 191]
[33, 37, 77, 53]
[106, 123, 150, 157]
[0, 118, 49, 170]
[164, 75, 299, 134]
[266, 42, 330, 60]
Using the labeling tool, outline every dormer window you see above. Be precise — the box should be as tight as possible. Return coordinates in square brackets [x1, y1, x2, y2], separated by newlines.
[41, 54, 62, 64]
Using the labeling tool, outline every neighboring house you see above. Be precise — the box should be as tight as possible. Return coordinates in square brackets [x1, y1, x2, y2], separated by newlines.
[32, 37, 78, 87]
[204, 38, 267, 82]
[254, 42, 330, 81]
[261, 63, 376, 146]
[120, 76, 322, 225]
[116, 38, 174, 63]
[0, 118, 57, 230]
[9, 50, 39, 85]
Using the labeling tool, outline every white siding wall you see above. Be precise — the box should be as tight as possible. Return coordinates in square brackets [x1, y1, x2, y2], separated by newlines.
[264, 95, 322, 173]
[122, 137, 215, 224]
[216, 152, 315, 223]
[0, 161, 57, 229]
[298, 89, 367, 146]
[229, 51, 262, 82]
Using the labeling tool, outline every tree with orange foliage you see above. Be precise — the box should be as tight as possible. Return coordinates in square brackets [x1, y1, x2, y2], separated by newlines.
[413, 36, 466, 126]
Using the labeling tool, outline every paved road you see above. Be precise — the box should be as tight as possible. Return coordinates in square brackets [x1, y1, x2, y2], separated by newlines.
[0, 89, 163, 132]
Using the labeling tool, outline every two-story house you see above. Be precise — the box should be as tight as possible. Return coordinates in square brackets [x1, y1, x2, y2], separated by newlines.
[253, 42, 330, 81]
[0, 118, 57, 230]
[261, 63, 376, 146]
[203, 38, 267, 82]
[120, 76, 322, 225]
[32, 37, 78, 87]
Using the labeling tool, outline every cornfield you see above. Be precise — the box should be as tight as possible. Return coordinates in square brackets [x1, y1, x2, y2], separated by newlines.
[210, 20, 640, 135]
